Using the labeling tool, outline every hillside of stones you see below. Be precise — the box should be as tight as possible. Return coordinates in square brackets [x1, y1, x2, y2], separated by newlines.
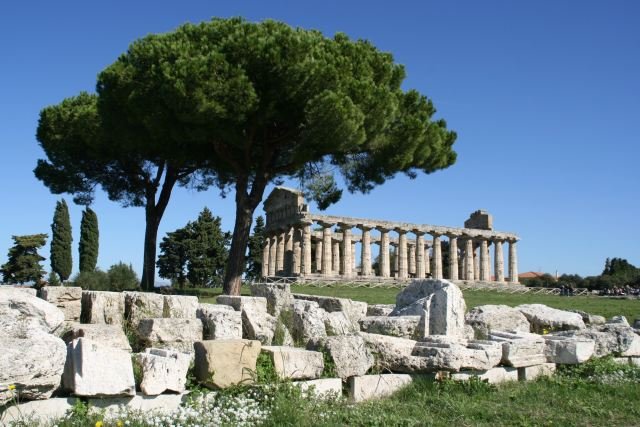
[1, 280, 640, 422]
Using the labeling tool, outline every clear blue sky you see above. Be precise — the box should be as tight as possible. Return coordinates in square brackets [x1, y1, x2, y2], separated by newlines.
[1, 0, 638, 280]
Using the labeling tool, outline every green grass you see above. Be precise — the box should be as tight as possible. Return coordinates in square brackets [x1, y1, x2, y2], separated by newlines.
[194, 284, 640, 321]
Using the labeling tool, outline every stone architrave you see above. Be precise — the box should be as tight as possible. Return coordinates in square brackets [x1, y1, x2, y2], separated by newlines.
[136, 318, 203, 353]
[81, 291, 125, 325]
[194, 340, 261, 389]
[307, 335, 374, 379]
[62, 322, 132, 352]
[39, 286, 82, 322]
[196, 304, 242, 340]
[0, 287, 65, 338]
[134, 348, 191, 395]
[63, 338, 136, 397]
[261, 346, 324, 380]
[1, 333, 66, 405]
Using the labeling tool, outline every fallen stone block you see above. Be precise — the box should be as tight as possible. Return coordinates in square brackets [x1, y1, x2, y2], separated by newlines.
[136, 318, 202, 353]
[517, 304, 585, 333]
[489, 331, 547, 367]
[134, 348, 190, 395]
[0, 397, 77, 426]
[543, 336, 595, 364]
[262, 346, 324, 380]
[360, 332, 431, 373]
[465, 305, 530, 338]
[608, 315, 629, 326]
[630, 357, 640, 367]
[620, 334, 640, 357]
[348, 374, 413, 402]
[308, 335, 373, 379]
[194, 339, 261, 389]
[451, 367, 518, 384]
[293, 294, 367, 325]
[0, 287, 65, 338]
[367, 304, 395, 316]
[62, 322, 132, 352]
[292, 300, 327, 344]
[571, 310, 606, 326]
[88, 393, 188, 416]
[81, 291, 125, 325]
[217, 296, 276, 344]
[63, 338, 135, 397]
[0, 333, 66, 405]
[250, 283, 294, 316]
[325, 311, 358, 336]
[412, 339, 502, 372]
[40, 286, 82, 322]
[217, 295, 268, 312]
[163, 295, 198, 319]
[197, 303, 242, 340]
[553, 324, 638, 357]
[124, 292, 165, 325]
[295, 378, 342, 399]
[359, 316, 421, 339]
[517, 363, 556, 381]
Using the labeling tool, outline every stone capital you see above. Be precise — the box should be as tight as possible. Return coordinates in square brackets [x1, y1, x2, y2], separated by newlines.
[394, 227, 408, 234]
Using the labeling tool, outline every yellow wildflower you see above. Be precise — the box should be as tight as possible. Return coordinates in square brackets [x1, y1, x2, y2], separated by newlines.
[7, 385, 16, 391]
[95, 421, 103, 427]
[117, 421, 124, 427]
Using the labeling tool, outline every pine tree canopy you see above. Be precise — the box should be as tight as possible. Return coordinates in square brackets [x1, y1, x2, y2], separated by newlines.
[1, 234, 48, 285]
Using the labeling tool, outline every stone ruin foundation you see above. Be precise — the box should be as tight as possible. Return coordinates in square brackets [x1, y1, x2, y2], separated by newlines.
[261, 187, 520, 283]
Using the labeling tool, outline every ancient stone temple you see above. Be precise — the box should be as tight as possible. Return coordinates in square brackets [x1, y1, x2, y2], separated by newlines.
[261, 187, 519, 283]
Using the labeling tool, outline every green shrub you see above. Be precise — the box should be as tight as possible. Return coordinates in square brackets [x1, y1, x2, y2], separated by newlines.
[72, 269, 109, 290]
[107, 262, 139, 291]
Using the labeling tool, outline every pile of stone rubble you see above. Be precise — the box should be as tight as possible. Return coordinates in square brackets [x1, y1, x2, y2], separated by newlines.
[1, 280, 639, 424]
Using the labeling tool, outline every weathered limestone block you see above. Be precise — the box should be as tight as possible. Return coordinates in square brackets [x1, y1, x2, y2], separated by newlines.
[262, 346, 324, 380]
[0, 333, 66, 405]
[63, 338, 135, 397]
[40, 286, 82, 322]
[216, 295, 268, 312]
[620, 334, 640, 357]
[194, 340, 261, 389]
[0, 287, 64, 338]
[359, 316, 421, 339]
[250, 283, 294, 316]
[517, 363, 556, 381]
[81, 291, 125, 325]
[367, 304, 395, 317]
[62, 322, 132, 352]
[348, 374, 413, 402]
[608, 315, 629, 326]
[630, 357, 640, 367]
[391, 279, 466, 339]
[412, 340, 502, 372]
[134, 348, 191, 395]
[292, 300, 327, 344]
[633, 318, 640, 329]
[295, 378, 342, 398]
[489, 331, 546, 367]
[197, 303, 242, 340]
[136, 318, 203, 353]
[543, 336, 595, 364]
[465, 305, 530, 338]
[571, 310, 606, 326]
[124, 292, 164, 325]
[516, 304, 585, 333]
[0, 398, 78, 426]
[451, 367, 518, 384]
[293, 294, 367, 325]
[217, 295, 276, 344]
[0, 286, 37, 296]
[360, 332, 431, 373]
[163, 295, 198, 319]
[324, 311, 358, 336]
[88, 393, 189, 416]
[308, 335, 374, 379]
[553, 324, 638, 357]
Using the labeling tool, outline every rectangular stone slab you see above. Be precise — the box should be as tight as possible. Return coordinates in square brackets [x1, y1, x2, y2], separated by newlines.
[194, 339, 261, 389]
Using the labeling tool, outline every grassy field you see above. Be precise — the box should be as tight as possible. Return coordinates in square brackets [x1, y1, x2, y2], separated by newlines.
[197, 284, 640, 321]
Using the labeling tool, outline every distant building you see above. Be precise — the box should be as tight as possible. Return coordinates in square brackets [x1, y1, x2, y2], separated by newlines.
[519, 271, 549, 280]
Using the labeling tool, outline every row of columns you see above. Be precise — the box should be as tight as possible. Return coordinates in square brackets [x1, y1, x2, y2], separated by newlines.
[262, 222, 519, 283]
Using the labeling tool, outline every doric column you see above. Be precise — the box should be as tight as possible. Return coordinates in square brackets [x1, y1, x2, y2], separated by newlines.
[302, 222, 312, 276]
[284, 228, 294, 276]
[339, 224, 353, 277]
[408, 243, 416, 276]
[351, 241, 357, 274]
[276, 231, 285, 275]
[479, 239, 490, 281]
[424, 242, 431, 275]
[431, 234, 442, 279]
[379, 227, 391, 278]
[448, 235, 459, 280]
[464, 238, 474, 280]
[268, 235, 277, 276]
[415, 232, 426, 279]
[473, 246, 480, 280]
[262, 236, 270, 278]
[508, 239, 519, 283]
[315, 239, 323, 273]
[321, 223, 333, 276]
[292, 228, 302, 276]
[360, 226, 372, 276]
[396, 229, 408, 279]
[332, 240, 340, 274]
[494, 239, 505, 282]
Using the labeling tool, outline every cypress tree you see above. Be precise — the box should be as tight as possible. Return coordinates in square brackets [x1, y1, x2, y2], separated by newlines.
[51, 199, 72, 281]
[79, 207, 99, 272]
